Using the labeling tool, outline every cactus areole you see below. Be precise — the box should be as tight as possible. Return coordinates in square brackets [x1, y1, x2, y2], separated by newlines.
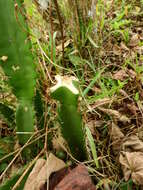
[50, 75, 87, 161]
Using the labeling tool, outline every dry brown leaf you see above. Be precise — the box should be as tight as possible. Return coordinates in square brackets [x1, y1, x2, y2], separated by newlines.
[129, 34, 139, 47]
[110, 122, 124, 140]
[24, 159, 46, 190]
[110, 122, 124, 154]
[127, 103, 138, 115]
[138, 127, 143, 141]
[122, 135, 143, 152]
[119, 151, 143, 185]
[113, 44, 121, 55]
[127, 69, 136, 79]
[135, 45, 143, 56]
[56, 39, 72, 54]
[87, 120, 104, 139]
[91, 98, 111, 109]
[24, 153, 66, 190]
[54, 164, 96, 190]
[113, 70, 128, 81]
[120, 42, 129, 51]
[98, 107, 130, 123]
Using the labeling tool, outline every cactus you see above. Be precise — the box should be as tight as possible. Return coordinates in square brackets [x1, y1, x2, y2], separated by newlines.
[50, 75, 87, 161]
[0, 0, 36, 144]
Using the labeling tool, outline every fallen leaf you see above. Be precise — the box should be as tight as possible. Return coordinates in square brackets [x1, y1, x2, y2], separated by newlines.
[56, 39, 72, 54]
[87, 120, 104, 140]
[113, 44, 121, 55]
[127, 103, 138, 115]
[138, 127, 143, 141]
[24, 153, 66, 190]
[120, 42, 129, 51]
[54, 164, 96, 190]
[119, 151, 143, 185]
[127, 69, 136, 79]
[91, 98, 112, 109]
[113, 69, 128, 81]
[24, 158, 46, 190]
[110, 122, 124, 154]
[98, 107, 130, 123]
[111, 122, 124, 140]
[135, 45, 143, 56]
[122, 135, 143, 152]
[129, 34, 139, 47]
[49, 167, 70, 190]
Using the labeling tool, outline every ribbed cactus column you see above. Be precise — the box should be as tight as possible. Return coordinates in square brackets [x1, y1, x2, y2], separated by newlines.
[0, 0, 36, 144]
[50, 75, 87, 161]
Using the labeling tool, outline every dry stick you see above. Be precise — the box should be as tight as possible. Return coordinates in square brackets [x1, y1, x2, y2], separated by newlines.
[36, 39, 74, 74]
[0, 133, 45, 163]
[40, 44, 55, 84]
[12, 149, 44, 190]
[53, 0, 64, 64]
[43, 103, 50, 152]
[44, 112, 49, 151]
[0, 132, 36, 181]
[0, 127, 58, 163]
[14, 0, 30, 34]
[49, 1, 54, 63]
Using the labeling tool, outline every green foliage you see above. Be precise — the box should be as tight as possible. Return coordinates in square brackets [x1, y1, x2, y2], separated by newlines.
[119, 179, 133, 190]
[0, 103, 15, 127]
[110, 6, 131, 43]
[0, 167, 30, 190]
[86, 126, 99, 168]
[83, 69, 105, 97]
[0, 137, 14, 173]
[0, 0, 36, 144]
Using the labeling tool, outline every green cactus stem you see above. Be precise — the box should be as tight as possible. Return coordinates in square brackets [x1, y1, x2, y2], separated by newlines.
[50, 75, 87, 161]
[0, 0, 36, 144]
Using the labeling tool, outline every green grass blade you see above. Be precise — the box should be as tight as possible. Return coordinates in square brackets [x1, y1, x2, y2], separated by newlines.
[83, 68, 104, 96]
[0, 167, 31, 190]
[86, 126, 99, 168]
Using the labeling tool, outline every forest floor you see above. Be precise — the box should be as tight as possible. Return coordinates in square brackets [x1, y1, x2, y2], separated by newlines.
[0, 0, 143, 189]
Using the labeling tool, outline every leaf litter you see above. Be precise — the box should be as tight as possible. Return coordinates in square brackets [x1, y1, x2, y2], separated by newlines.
[24, 153, 66, 190]
[24, 154, 96, 190]
[110, 122, 143, 185]
[1, 0, 143, 189]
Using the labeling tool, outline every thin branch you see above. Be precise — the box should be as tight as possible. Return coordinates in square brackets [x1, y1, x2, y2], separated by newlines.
[53, 0, 65, 64]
